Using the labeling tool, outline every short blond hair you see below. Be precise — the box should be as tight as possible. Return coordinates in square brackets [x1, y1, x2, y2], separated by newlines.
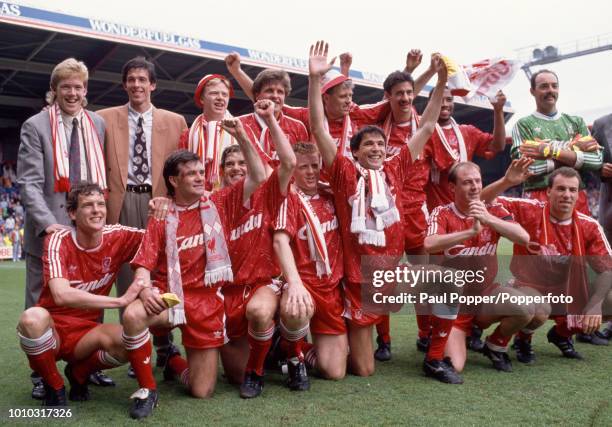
[46, 58, 89, 105]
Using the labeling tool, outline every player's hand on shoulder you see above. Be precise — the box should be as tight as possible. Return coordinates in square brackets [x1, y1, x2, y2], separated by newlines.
[148, 197, 170, 221]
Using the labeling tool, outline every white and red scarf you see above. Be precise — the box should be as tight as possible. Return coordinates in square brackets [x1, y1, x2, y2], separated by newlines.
[430, 118, 466, 183]
[325, 114, 353, 158]
[295, 189, 331, 277]
[165, 197, 233, 326]
[49, 103, 106, 192]
[381, 106, 420, 157]
[350, 163, 400, 247]
[187, 113, 235, 189]
[253, 112, 276, 162]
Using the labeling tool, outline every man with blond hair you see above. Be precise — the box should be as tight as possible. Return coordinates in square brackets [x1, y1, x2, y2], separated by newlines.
[17, 57, 107, 398]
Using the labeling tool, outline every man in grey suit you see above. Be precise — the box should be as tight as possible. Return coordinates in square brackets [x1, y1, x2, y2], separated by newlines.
[592, 113, 612, 341]
[17, 58, 108, 397]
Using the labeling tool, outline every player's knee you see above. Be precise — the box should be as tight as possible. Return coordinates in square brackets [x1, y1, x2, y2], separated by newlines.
[246, 301, 275, 323]
[453, 359, 466, 373]
[190, 383, 215, 399]
[18, 307, 49, 336]
[319, 363, 346, 380]
[351, 360, 374, 377]
[122, 301, 146, 327]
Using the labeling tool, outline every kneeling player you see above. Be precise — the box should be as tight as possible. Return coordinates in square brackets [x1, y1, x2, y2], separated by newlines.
[482, 164, 612, 361]
[424, 162, 531, 383]
[17, 182, 144, 406]
[274, 143, 349, 389]
[122, 133, 266, 417]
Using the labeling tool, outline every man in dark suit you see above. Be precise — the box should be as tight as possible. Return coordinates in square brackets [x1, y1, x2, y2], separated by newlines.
[17, 57, 107, 397]
[98, 57, 187, 367]
[592, 113, 612, 341]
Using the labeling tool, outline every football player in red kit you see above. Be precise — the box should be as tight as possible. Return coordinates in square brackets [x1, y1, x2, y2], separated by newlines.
[16, 182, 145, 406]
[482, 164, 612, 363]
[120, 117, 268, 418]
[308, 40, 447, 376]
[424, 162, 530, 383]
[274, 142, 349, 390]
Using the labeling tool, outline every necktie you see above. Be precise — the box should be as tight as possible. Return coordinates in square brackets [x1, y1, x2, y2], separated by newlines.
[69, 117, 81, 186]
[132, 116, 150, 183]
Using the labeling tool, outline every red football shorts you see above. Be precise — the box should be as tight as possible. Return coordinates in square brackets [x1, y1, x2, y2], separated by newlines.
[302, 282, 346, 335]
[403, 202, 429, 253]
[150, 287, 225, 350]
[222, 281, 281, 340]
[51, 314, 98, 362]
[342, 280, 382, 327]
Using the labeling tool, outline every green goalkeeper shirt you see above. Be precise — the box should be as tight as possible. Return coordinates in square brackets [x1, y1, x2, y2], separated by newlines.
[511, 111, 602, 191]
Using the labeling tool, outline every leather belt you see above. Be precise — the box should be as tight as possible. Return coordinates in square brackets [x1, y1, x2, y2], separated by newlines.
[126, 184, 152, 194]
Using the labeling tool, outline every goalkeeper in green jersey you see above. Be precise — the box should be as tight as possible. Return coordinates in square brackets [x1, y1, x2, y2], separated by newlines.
[511, 69, 602, 215]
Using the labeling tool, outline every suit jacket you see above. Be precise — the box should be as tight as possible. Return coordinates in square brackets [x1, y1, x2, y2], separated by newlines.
[592, 113, 612, 240]
[17, 109, 106, 257]
[98, 105, 187, 224]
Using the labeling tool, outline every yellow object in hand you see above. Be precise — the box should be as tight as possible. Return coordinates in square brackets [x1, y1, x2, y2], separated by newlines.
[161, 293, 181, 308]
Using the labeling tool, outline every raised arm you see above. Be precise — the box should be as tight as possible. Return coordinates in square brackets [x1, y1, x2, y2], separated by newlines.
[339, 52, 352, 77]
[308, 41, 338, 168]
[406, 55, 447, 160]
[412, 52, 439, 96]
[489, 90, 507, 153]
[225, 52, 255, 101]
[221, 118, 266, 201]
[255, 99, 296, 194]
[480, 157, 534, 202]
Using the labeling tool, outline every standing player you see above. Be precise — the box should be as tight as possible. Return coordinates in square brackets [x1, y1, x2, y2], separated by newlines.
[424, 162, 531, 383]
[230, 66, 308, 162]
[16, 182, 144, 406]
[274, 142, 348, 390]
[373, 59, 441, 361]
[179, 74, 242, 190]
[308, 40, 447, 376]
[420, 85, 507, 352]
[482, 165, 612, 362]
[511, 69, 602, 215]
[219, 100, 297, 399]
[120, 117, 267, 418]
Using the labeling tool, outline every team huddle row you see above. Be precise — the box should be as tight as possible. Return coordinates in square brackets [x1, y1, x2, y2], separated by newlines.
[15, 40, 612, 419]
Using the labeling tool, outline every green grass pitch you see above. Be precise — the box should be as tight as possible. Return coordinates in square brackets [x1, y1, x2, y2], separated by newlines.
[0, 259, 610, 426]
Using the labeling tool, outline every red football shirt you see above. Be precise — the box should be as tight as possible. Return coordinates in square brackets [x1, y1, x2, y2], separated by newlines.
[131, 185, 243, 291]
[239, 112, 309, 163]
[228, 169, 287, 285]
[40, 225, 144, 321]
[274, 190, 343, 290]
[426, 124, 495, 210]
[426, 202, 514, 290]
[328, 147, 412, 283]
